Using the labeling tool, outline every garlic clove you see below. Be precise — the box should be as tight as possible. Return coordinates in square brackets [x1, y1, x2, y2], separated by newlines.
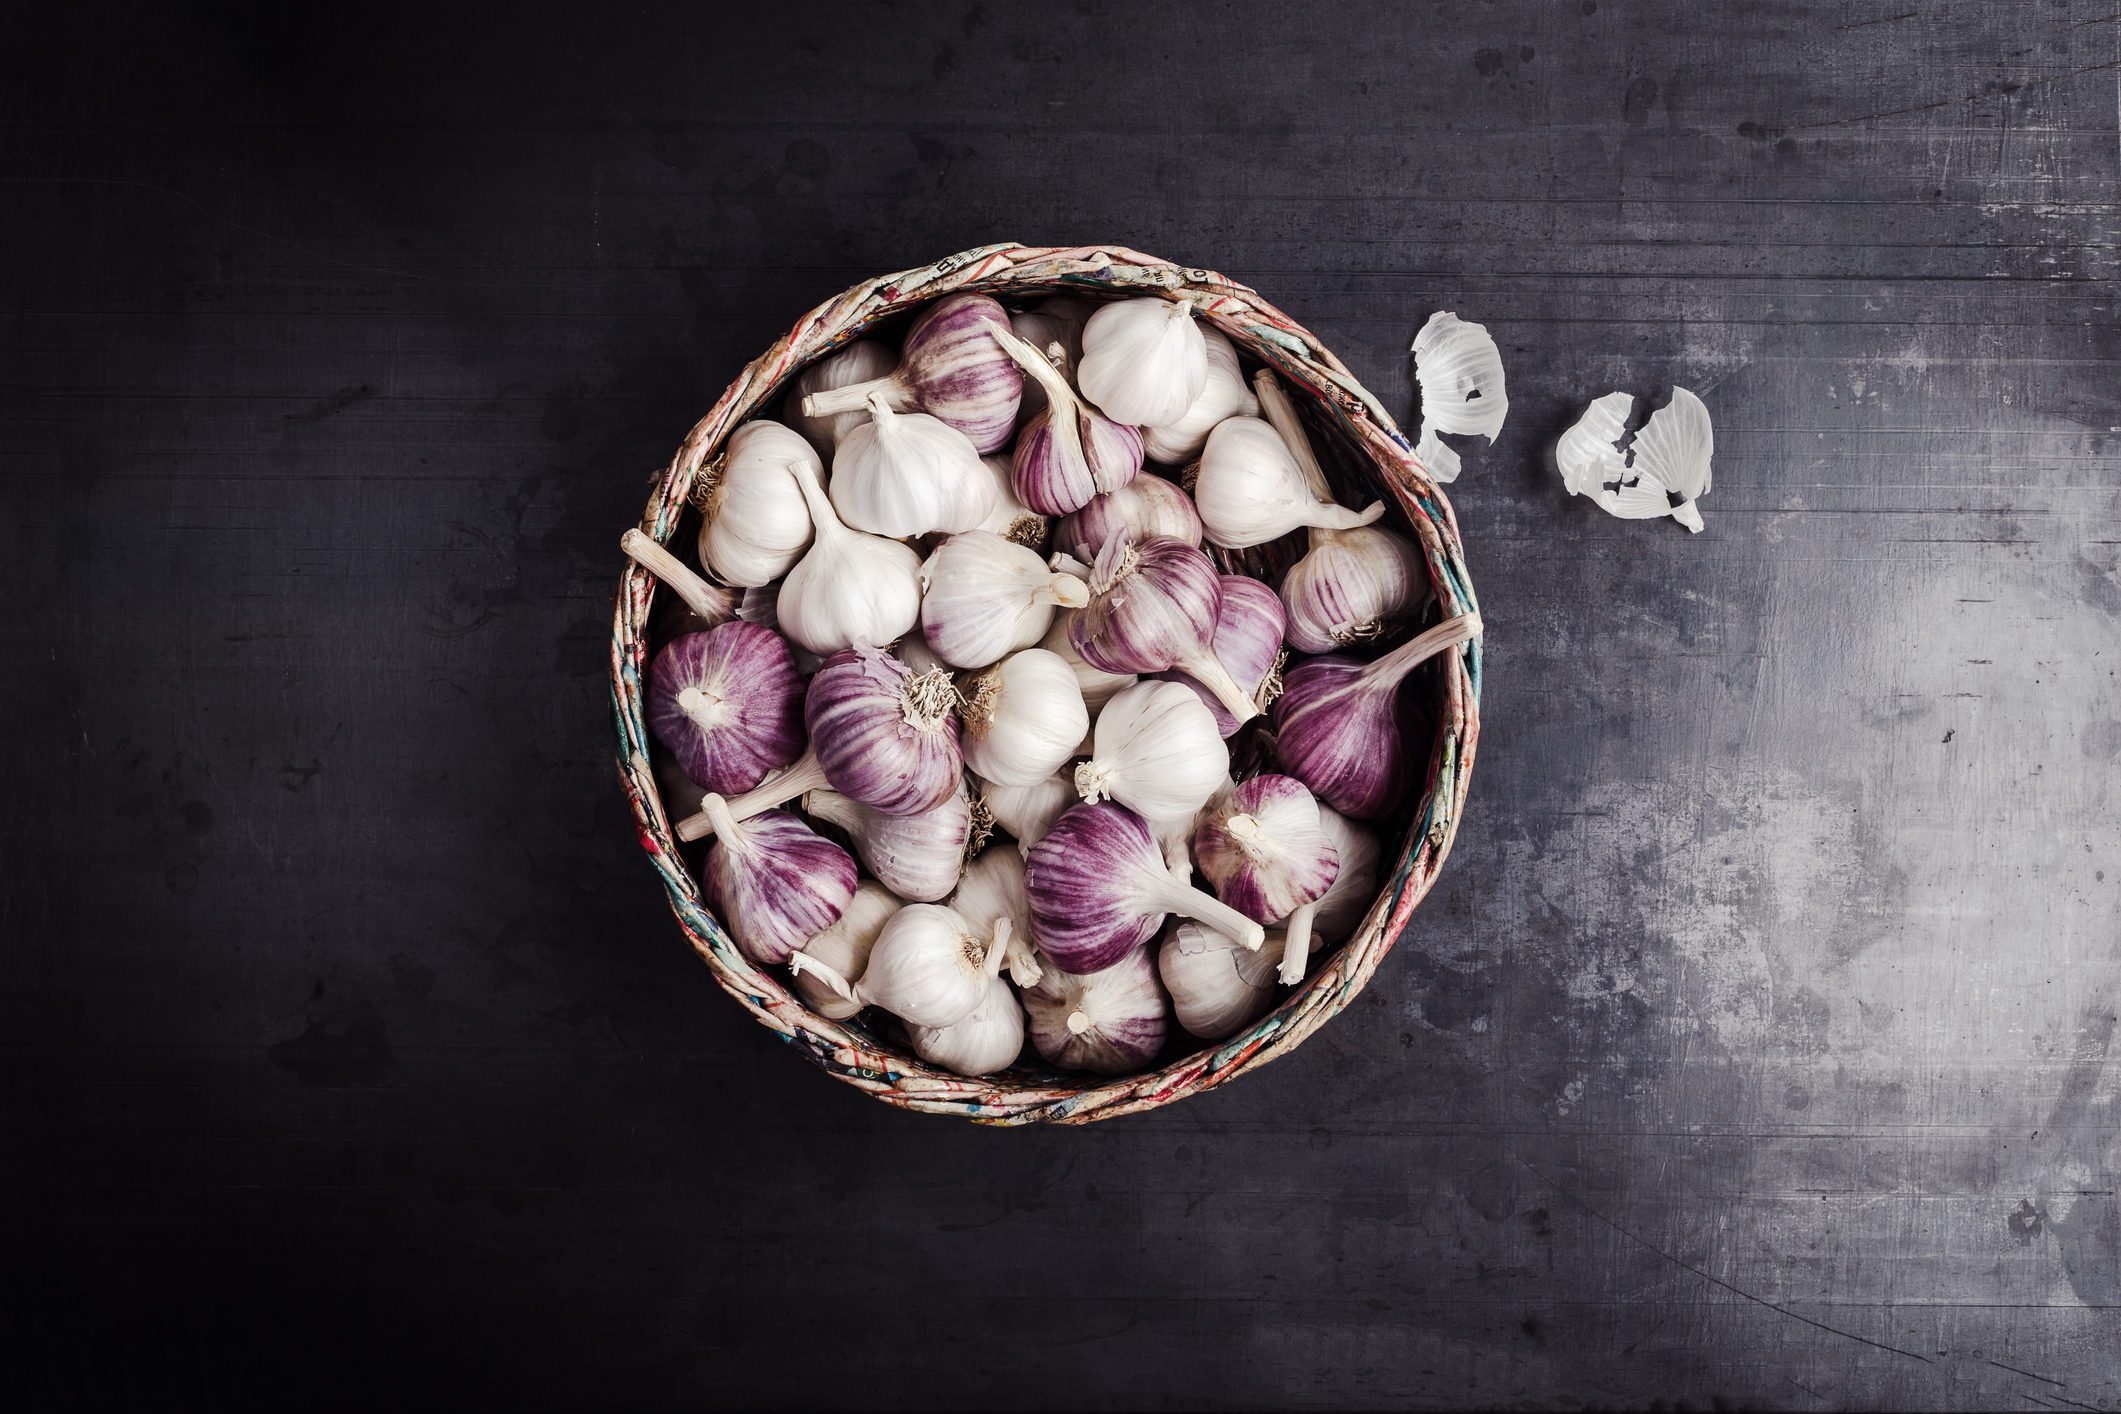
[1556, 388, 1712, 532]
[1276, 803, 1381, 985]
[918, 531, 1090, 672]
[1410, 310, 1509, 446]
[959, 648, 1091, 790]
[697, 795, 857, 967]
[1160, 921, 1287, 1040]
[1077, 297, 1209, 430]
[1192, 774, 1340, 924]
[830, 396, 996, 540]
[1142, 325, 1252, 465]
[803, 786, 970, 903]
[1021, 944, 1167, 1074]
[695, 420, 821, 586]
[1072, 680, 1228, 824]
[789, 879, 903, 1020]
[646, 621, 807, 795]
[907, 972, 1025, 1076]
[778, 460, 924, 655]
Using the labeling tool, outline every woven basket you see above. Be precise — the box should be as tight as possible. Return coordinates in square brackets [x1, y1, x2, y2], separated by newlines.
[609, 243, 1481, 1125]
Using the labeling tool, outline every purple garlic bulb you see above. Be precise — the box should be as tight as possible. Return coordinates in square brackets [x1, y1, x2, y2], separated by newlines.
[1025, 800, 1266, 974]
[1056, 472, 1203, 562]
[1021, 944, 1168, 1075]
[646, 621, 806, 794]
[1070, 532, 1260, 727]
[993, 324, 1145, 516]
[799, 294, 1023, 453]
[697, 795, 857, 967]
[1155, 574, 1288, 738]
[1192, 774, 1341, 923]
[802, 785, 972, 904]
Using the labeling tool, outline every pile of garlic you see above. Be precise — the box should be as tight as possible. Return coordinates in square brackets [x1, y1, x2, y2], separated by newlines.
[628, 291, 1478, 1080]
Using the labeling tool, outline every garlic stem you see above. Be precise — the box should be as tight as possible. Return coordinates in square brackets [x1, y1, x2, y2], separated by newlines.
[800, 374, 915, 420]
[993, 323, 1091, 475]
[1148, 872, 1267, 951]
[1004, 931, 1043, 987]
[1279, 902, 1317, 986]
[983, 916, 1013, 979]
[788, 949, 856, 1001]
[1359, 611, 1484, 692]
[674, 747, 829, 841]
[1175, 649, 1263, 727]
[786, 457, 846, 545]
[1066, 1009, 1093, 1036]
[621, 528, 738, 625]
[1036, 573, 1091, 610]
[1250, 372, 1389, 535]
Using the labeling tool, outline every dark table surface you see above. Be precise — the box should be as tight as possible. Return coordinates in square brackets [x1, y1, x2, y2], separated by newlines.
[8, 2, 2119, 1408]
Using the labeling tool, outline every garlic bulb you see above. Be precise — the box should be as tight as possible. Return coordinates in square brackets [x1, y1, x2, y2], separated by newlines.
[787, 340, 899, 456]
[620, 528, 740, 627]
[778, 459, 923, 655]
[908, 973, 1024, 1077]
[1021, 945, 1167, 1074]
[1157, 575, 1287, 738]
[1272, 612, 1483, 819]
[695, 420, 819, 585]
[1142, 326, 1254, 465]
[978, 770, 1077, 857]
[1160, 921, 1287, 1041]
[993, 324, 1145, 516]
[1071, 532, 1261, 726]
[790, 880, 902, 1020]
[960, 648, 1090, 789]
[977, 454, 1049, 547]
[1038, 610, 1137, 715]
[1194, 416, 1384, 549]
[1557, 387, 1713, 532]
[1055, 473, 1203, 562]
[829, 395, 995, 539]
[918, 531, 1089, 671]
[803, 785, 970, 903]
[1277, 804, 1380, 985]
[1073, 680, 1227, 825]
[894, 626, 952, 678]
[647, 621, 806, 794]
[1026, 800, 1265, 974]
[696, 795, 857, 967]
[1077, 297, 1208, 429]
[800, 294, 1023, 453]
[1192, 774, 1340, 923]
[794, 901, 999, 1028]
[1410, 311, 1509, 475]
[949, 847, 1043, 986]
[1007, 296, 1091, 415]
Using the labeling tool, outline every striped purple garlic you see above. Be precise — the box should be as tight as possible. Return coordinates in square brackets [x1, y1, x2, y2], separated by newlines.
[1070, 531, 1260, 727]
[802, 785, 973, 904]
[1271, 612, 1483, 819]
[800, 294, 1023, 453]
[1155, 574, 1287, 738]
[1021, 943, 1168, 1075]
[992, 324, 1145, 516]
[1280, 524, 1430, 655]
[696, 795, 857, 968]
[1024, 800, 1266, 974]
[1192, 774, 1341, 924]
[1055, 472, 1203, 561]
[646, 621, 806, 794]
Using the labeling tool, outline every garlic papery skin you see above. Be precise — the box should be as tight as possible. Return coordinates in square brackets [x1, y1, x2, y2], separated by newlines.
[696, 420, 820, 586]
[959, 648, 1091, 789]
[696, 795, 857, 968]
[949, 847, 1042, 986]
[790, 880, 902, 1020]
[908, 973, 1025, 1077]
[800, 293, 1024, 453]
[978, 770, 1078, 857]
[1411, 310, 1509, 447]
[977, 454, 1049, 548]
[993, 324, 1145, 516]
[1193, 774, 1340, 924]
[829, 395, 996, 539]
[647, 622, 807, 795]
[788, 340, 899, 456]
[1277, 804, 1380, 985]
[1156, 574, 1288, 738]
[1194, 416, 1385, 550]
[1073, 680, 1227, 824]
[1557, 387, 1714, 532]
[1160, 922, 1287, 1041]
[918, 531, 1090, 671]
[1077, 297, 1208, 430]
[1021, 945, 1167, 1075]
[801, 901, 999, 1029]
[1271, 612, 1483, 820]
[620, 528, 740, 627]
[1279, 524, 1429, 655]
[778, 459, 923, 655]
[1038, 610, 1137, 715]
[1026, 801, 1266, 974]
[1055, 473, 1203, 562]
[803, 786, 970, 903]
[1071, 532, 1261, 727]
[1142, 326, 1252, 465]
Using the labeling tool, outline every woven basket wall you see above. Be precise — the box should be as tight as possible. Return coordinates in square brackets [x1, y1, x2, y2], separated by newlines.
[609, 243, 1482, 1125]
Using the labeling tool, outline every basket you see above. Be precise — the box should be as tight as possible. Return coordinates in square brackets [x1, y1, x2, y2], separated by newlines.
[609, 243, 1482, 1125]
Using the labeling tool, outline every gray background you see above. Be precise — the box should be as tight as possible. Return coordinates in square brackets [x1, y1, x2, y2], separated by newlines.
[6, 1, 2118, 1408]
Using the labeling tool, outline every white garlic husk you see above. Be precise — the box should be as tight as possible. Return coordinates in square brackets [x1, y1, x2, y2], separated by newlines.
[1038, 609, 1138, 714]
[1159, 921, 1288, 1041]
[1557, 387, 1713, 532]
[948, 847, 1042, 986]
[1410, 312, 1509, 477]
[802, 786, 970, 903]
[778, 459, 923, 654]
[1277, 805, 1381, 985]
[1021, 945, 1168, 1075]
[907, 973, 1025, 1077]
[1072, 680, 1228, 825]
[787, 340, 898, 457]
[1142, 326, 1255, 465]
[790, 880, 903, 1020]
[1195, 416, 1384, 549]
[959, 648, 1090, 789]
[977, 454, 1049, 548]
[829, 394, 996, 539]
[978, 770, 1078, 857]
[693, 421, 819, 587]
[1279, 525, 1430, 654]
[795, 901, 999, 1029]
[1077, 297, 1208, 429]
[918, 531, 1089, 671]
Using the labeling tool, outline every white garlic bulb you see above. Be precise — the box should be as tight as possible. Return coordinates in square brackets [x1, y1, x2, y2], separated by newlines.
[1195, 416, 1384, 549]
[787, 340, 898, 457]
[1159, 921, 1287, 1041]
[1142, 326, 1255, 465]
[829, 394, 996, 539]
[1038, 609, 1138, 714]
[1072, 680, 1228, 824]
[1077, 297, 1208, 429]
[806, 902, 998, 1028]
[949, 848, 1042, 986]
[694, 421, 819, 587]
[907, 973, 1024, 1077]
[778, 459, 923, 655]
[977, 453, 1049, 548]
[790, 880, 902, 1020]
[959, 648, 1091, 789]
[978, 770, 1078, 857]
[918, 532, 1089, 671]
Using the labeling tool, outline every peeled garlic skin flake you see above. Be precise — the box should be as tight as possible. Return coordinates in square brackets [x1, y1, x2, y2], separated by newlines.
[1556, 387, 1714, 532]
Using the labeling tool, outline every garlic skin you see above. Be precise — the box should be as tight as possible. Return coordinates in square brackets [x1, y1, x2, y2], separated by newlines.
[1277, 805, 1380, 985]
[1077, 297, 1208, 429]
[1410, 311, 1509, 472]
[1557, 387, 1713, 532]
[696, 795, 857, 967]
[978, 770, 1078, 857]
[788, 340, 899, 457]
[949, 848, 1043, 986]
[778, 459, 923, 655]
[830, 395, 996, 539]
[977, 454, 1050, 548]
[800, 294, 1023, 453]
[1056, 473, 1203, 562]
[803, 901, 999, 1028]
[647, 621, 806, 794]
[620, 528, 740, 627]
[1160, 922, 1287, 1041]
[1021, 945, 1167, 1075]
[1026, 800, 1266, 974]
[1157, 574, 1288, 738]
[1073, 680, 1228, 825]
[1195, 417, 1385, 549]
[804, 785, 970, 903]
[994, 324, 1146, 516]
[1142, 326, 1254, 464]
[959, 648, 1091, 789]
[1279, 524, 1429, 654]
[1192, 774, 1340, 924]
[1038, 610, 1138, 715]
[918, 531, 1090, 671]
[790, 880, 902, 1020]
[1071, 532, 1261, 726]
[908, 973, 1025, 1077]
[694, 420, 819, 587]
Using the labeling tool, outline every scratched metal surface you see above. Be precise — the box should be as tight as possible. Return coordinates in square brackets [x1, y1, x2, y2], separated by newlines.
[5, 2, 2118, 1408]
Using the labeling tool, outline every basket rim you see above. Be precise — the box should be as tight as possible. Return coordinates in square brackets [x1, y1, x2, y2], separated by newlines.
[609, 242, 1482, 1125]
